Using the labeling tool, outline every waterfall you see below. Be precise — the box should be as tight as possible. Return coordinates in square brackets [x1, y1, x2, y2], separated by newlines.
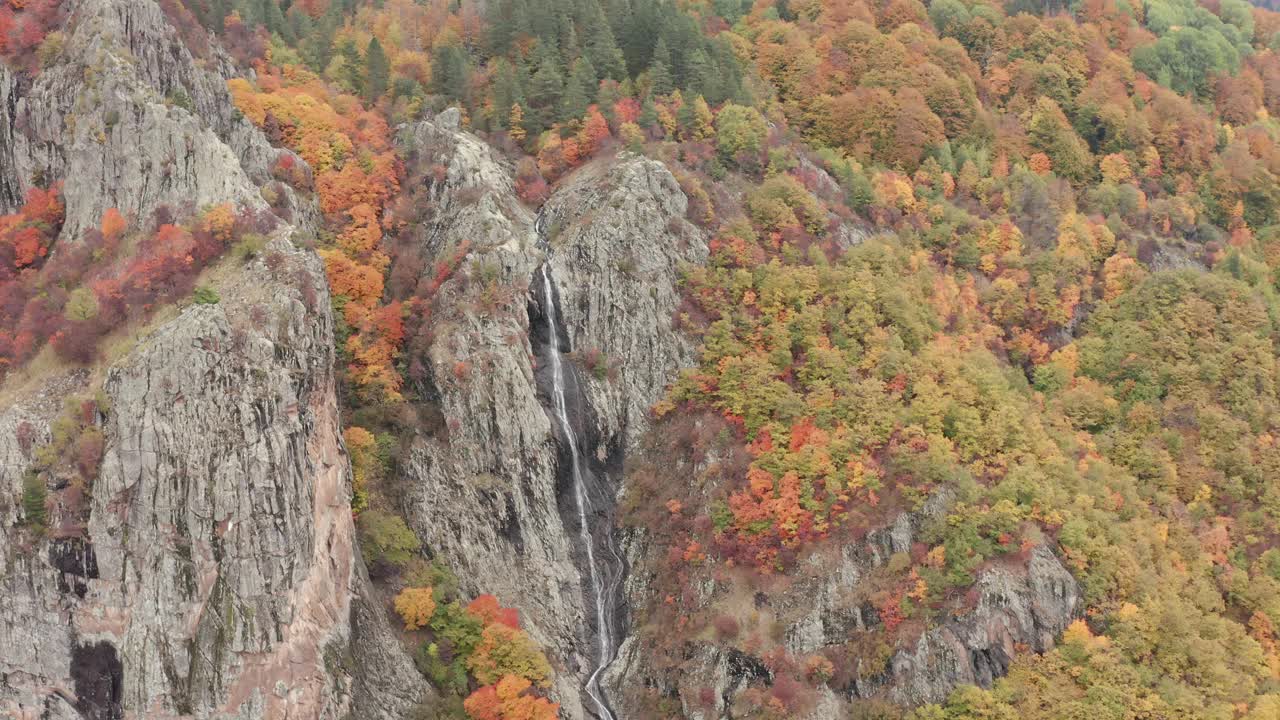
[535, 253, 622, 720]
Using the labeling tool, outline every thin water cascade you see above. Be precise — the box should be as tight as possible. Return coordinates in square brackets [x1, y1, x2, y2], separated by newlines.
[535, 213, 623, 720]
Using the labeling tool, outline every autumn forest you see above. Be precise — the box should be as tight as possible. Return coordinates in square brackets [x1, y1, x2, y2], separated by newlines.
[4, 0, 1280, 717]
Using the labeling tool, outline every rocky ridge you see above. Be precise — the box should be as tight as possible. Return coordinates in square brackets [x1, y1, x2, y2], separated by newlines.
[0, 0, 421, 717]
[0, 0, 312, 234]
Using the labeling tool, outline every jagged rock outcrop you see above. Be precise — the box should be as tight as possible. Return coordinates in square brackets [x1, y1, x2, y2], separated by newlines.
[609, 479, 1080, 718]
[0, 237, 427, 719]
[0, 0, 312, 234]
[396, 115, 704, 718]
[1, 1, 421, 715]
[396, 114, 590, 717]
[542, 156, 708, 452]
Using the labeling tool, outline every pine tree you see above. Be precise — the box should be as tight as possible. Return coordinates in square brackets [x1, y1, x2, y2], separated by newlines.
[365, 38, 390, 102]
[491, 59, 525, 130]
[431, 44, 470, 103]
[560, 57, 596, 122]
[559, 15, 580, 67]
[597, 80, 621, 123]
[649, 38, 674, 96]
[676, 96, 696, 140]
[21, 471, 47, 531]
[639, 94, 659, 134]
[487, 0, 531, 56]
[685, 47, 714, 98]
[261, 0, 286, 35]
[582, 0, 627, 80]
[337, 39, 366, 96]
[620, 0, 660, 74]
[527, 49, 565, 132]
[300, 10, 337, 73]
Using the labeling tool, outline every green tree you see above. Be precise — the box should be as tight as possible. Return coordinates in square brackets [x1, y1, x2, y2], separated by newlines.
[581, 0, 627, 79]
[1028, 97, 1093, 183]
[22, 471, 47, 531]
[648, 38, 675, 96]
[527, 49, 565, 131]
[365, 38, 389, 102]
[714, 103, 768, 165]
[491, 59, 525, 131]
[431, 43, 471, 103]
[358, 510, 422, 573]
[560, 57, 596, 122]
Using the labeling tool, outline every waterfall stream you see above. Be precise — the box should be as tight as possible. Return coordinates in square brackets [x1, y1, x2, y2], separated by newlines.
[534, 211, 623, 720]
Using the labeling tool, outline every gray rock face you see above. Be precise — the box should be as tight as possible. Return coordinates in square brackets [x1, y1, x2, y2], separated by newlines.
[0, 238, 427, 719]
[396, 117, 587, 716]
[0, 0, 310, 234]
[396, 118, 703, 718]
[1, 2, 419, 713]
[610, 485, 1080, 718]
[543, 155, 708, 453]
[881, 545, 1078, 705]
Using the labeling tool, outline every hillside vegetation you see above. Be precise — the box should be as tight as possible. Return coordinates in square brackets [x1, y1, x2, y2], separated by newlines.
[8, 0, 1280, 717]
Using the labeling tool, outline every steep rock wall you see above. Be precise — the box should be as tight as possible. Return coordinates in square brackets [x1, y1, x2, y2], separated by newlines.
[396, 114, 703, 718]
[0, 238, 427, 719]
[610, 477, 1080, 718]
[0, 0, 312, 234]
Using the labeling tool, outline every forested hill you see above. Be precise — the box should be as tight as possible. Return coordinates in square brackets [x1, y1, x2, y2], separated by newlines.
[3, 0, 1280, 718]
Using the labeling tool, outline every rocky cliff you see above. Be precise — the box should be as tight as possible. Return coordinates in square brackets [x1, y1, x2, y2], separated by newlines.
[0, 1, 421, 717]
[394, 112, 706, 718]
[0, 0, 312, 234]
[1, 236, 425, 719]
[609, 434, 1080, 718]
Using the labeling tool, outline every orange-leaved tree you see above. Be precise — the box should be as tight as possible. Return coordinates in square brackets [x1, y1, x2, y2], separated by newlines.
[463, 674, 559, 720]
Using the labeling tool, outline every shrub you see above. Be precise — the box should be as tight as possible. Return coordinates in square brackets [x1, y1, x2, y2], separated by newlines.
[193, 286, 220, 304]
[414, 641, 470, 696]
[21, 471, 48, 531]
[395, 587, 437, 630]
[357, 510, 421, 574]
[234, 233, 268, 262]
[713, 614, 740, 640]
[166, 89, 194, 112]
[404, 559, 460, 601]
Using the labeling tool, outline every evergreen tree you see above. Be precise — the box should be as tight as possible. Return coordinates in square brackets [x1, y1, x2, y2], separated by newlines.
[597, 80, 622, 122]
[560, 57, 596, 122]
[365, 38, 390, 102]
[431, 44, 471, 103]
[491, 59, 525, 130]
[261, 0, 287, 35]
[21, 472, 46, 531]
[300, 10, 338, 73]
[676, 96, 696, 140]
[527, 0, 561, 45]
[337, 39, 366, 96]
[620, 0, 661, 74]
[685, 47, 714, 99]
[559, 16, 580, 67]
[581, 0, 627, 79]
[487, 0, 531, 56]
[648, 38, 674, 96]
[527, 48, 565, 132]
[639, 94, 659, 134]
